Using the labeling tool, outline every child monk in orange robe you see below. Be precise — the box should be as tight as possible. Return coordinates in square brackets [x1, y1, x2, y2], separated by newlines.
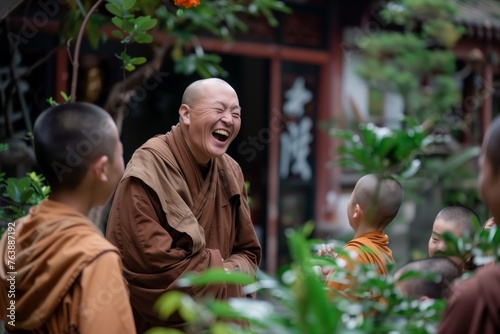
[325, 174, 403, 294]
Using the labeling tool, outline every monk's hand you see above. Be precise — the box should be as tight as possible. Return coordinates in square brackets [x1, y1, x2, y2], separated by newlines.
[316, 243, 337, 258]
[222, 258, 230, 272]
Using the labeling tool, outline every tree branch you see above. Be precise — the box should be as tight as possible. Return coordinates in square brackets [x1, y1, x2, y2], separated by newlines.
[105, 42, 168, 127]
[70, 0, 105, 102]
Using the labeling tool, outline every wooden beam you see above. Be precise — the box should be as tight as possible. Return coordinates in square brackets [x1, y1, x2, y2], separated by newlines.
[266, 56, 281, 274]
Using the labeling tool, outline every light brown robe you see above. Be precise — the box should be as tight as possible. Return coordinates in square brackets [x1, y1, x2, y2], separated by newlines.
[106, 125, 262, 331]
[326, 231, 394, 293]
[438, 265, 500, 334]
[0, 200, 135, 333]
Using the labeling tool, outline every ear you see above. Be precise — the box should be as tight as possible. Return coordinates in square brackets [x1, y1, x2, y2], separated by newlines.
[179, 104, 190, 125]
[91, 155, 109, 182]
[353, 204, 362, 219]
[419, 295, 430, 302]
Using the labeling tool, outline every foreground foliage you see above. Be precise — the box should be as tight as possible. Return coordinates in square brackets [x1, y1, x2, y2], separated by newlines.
[147, 222, 499, 334]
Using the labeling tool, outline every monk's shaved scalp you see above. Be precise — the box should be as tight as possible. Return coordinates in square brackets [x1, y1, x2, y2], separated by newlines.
[181, 78, 234, 107]
[34, 102, 116, 191]
[396, 257, 462, 299]
[435, 206, 477, 236]
[353, 174, 403, 229]
[485, 115, 500, 176]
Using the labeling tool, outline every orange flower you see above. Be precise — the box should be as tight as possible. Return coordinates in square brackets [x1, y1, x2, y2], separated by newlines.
[174, 0, 200, 8]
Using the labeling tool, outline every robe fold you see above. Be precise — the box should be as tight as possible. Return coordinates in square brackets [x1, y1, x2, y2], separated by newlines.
[0, 200, 135, 333]
[326, 231, 394, 293]
[106, 124, 262, 331]
[438, 265, 500, 334]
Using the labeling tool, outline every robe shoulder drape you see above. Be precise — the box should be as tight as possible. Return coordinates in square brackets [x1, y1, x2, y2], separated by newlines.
[0, 200, 135, 334]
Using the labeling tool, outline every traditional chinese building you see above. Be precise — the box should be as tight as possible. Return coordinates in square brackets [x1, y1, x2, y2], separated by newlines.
[2, 0, 500, 273]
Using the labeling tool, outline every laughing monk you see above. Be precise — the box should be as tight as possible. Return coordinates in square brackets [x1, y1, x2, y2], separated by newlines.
[325, 174, 403, 296]
[106, 78, 262, 332]
[438, 115, 500, 334]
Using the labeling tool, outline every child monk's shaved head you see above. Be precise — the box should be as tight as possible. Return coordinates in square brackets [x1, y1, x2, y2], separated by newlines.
[351, 174, 404, 230]
[428, 206, 477, 270]
[34, 102, 118, 191]
[395, 257, 462, 300]
[435, 206, 477, 236]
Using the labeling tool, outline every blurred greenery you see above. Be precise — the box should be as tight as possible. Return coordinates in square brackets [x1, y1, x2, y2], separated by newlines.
[148, 222, 456, 333]
[0, 144, 50, 234]
[329, 0, 484, 217]
[63, 0, 291, 77]
[356, 0, 463, 123]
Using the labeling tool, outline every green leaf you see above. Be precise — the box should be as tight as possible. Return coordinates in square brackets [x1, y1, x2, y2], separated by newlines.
[122, 17, 135, 33]
[105, 3, 122, 17]
[134, 32, 153, 44]
[46, 97, 58, 106]
[6, 179, 20, 202]
[130, 57, 147, 65]
[111, 29, 125, 39]
[154, 291, 182, 320]
[111, 16, 123, 28]
[178, 268, 256, 286]
[122, 0, 136, 11]
[177, 295, 198, 322]
[136, 16, 158, 31]
[120, 51, 131, 62]
[124, 63, 136, 71]
[60, 91, 71, 102]
[19, 188, 35, 204]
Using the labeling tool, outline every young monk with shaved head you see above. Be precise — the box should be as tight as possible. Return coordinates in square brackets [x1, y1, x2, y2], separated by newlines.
[106, 78, 262, 331]
[438, 115, 500, 334]
[0, 103, 135, 333]
[394, 257, 462, 300]
[325, 174, 403, 294]
[428, 206, 477, 271]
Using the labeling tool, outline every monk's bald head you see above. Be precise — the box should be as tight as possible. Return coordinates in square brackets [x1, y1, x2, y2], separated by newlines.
[352, 174, 403, 229]
[181, 78, 234, 107]
[435, 206, 477, 236]
[34, 102, 117, 191]
[395, 257, 461, 300]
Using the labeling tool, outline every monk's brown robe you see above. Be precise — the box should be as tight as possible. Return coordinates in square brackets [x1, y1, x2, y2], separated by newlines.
[326, 231, 394, 293]
[438, 265, 500, 334]
[0, 200, 135, 333]
[106, 125, 262, 331]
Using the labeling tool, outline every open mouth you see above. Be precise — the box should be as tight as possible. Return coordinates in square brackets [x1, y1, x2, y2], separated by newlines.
[213, 129, 230, 142]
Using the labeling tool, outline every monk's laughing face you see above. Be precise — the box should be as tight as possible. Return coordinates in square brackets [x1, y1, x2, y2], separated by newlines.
[428, 219, 464, 268]
[180, 80, 241, 165]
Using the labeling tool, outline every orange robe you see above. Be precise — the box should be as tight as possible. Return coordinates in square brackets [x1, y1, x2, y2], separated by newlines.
[106, 125, 262, 331]
[326, 231, 394, 293]
[0, 200, 135, 333]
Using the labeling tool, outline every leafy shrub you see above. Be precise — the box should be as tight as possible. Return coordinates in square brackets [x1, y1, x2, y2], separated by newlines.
[0, 144, 50, 234]
[146, 222, 462, 334]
